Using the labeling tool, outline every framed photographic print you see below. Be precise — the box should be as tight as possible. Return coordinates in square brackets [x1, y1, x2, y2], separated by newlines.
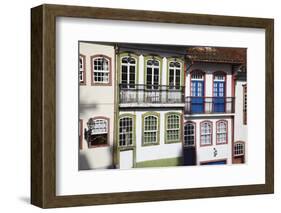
[31, 4, 274, 208]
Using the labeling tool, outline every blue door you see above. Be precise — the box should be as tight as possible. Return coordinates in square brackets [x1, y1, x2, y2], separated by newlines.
[213, 81, 225, 113]
[191, 80, 204, 113]
[201, 160, 226, 165]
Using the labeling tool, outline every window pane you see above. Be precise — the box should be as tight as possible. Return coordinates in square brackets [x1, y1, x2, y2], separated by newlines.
[167, 114, 180, 142]
[200, 122, 212, 145]
[129, 66, 135, 85]
[184, 122, 195, 146]
[93, 57, 110, 83]
[234, 143, 244, 156]
[79, 56, 84, 83]
[119, 117, 133, 147]
[146, 67, 152, 85]
[144, 115, 158, 145]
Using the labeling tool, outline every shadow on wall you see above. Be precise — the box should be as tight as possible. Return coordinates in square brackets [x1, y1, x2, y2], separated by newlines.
[78, 145, 115, 170]
[79, 102, 98, 114]
[78, 152, 91, 170]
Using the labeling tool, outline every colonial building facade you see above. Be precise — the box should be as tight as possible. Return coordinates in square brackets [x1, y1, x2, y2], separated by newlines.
[79, 42, 247, 170]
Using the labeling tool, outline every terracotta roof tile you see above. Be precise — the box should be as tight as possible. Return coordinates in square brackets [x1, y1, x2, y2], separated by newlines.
[187, 47, 246, 64]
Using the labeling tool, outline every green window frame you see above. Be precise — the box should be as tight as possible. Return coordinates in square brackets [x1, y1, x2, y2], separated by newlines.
[118, 52, 139, 86]
[142, 112, 160, 146]
[165, 112, 182, 144]
[144, 55, 162, 89]
[118, 114, 136, 148]
[166, 57, 184, 87]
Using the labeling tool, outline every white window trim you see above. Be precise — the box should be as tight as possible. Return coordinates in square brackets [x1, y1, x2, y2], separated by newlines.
[184, 122, 195, 147]
[146, 59, 160, 86]
[168, 61, 182, 87]
[200, 121, 212, 146]
[92, 57, 110, 84]
[191, 73, 204, 81]
[143, 115, 159, 145]
[119, 116, 134, 147]
[121, 56, 136, 86]
[166, 114, 180, 142]
[234, 142, 245, 156]
[79, 55, 86, 84]
[216, 121, 227, 145]
[91, 119, 108, 135]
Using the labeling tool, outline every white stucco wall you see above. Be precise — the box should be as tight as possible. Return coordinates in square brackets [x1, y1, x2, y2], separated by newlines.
[185, 63, 233, 97]
[79, 42, 116, 170]
[119, 109, 183, 163]
[185, 117, 233, 165]
[234, 81, 247, 142]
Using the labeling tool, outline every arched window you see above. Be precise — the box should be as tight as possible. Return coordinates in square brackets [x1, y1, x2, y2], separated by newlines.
[200, 121, 212, 146]
[121, 56, 136, 88]
[213, 72, 226, 112]
[79, 55, 86, 84]
[119, 116, 134, 147]
[213, 73, 226, 97]
[92, 56, 111, 84]
[168, 61, 181, 89]
[184, 122, 196, 147]
[191, 72, 204, 81]
[146, 58, 160, 89]
[216, 120, 227, 144]
[143, 113, 159, 145]
[234, 142, 245, 156]
[190, 70, 205, 113]
[86, 117, 109, 147]
[166, 113, 181, 143]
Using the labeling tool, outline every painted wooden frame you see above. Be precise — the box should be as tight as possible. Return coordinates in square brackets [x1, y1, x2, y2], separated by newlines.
[31, 4, 274, 208]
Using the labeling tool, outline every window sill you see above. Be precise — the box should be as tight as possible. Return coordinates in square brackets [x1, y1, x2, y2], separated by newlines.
[216, 142, 228, 145]
[199, 144, 213, 147]
[141, 143, 160, 147]
[165, 141, 181, 144]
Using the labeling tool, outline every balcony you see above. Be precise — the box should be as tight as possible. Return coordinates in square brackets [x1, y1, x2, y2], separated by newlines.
[185, 96, 235, 114]
[119, 84, 185, 107]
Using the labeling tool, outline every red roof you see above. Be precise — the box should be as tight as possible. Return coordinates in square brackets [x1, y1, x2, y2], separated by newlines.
[187, 47, 246, 64]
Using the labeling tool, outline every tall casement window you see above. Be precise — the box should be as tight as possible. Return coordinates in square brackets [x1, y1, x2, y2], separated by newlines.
[216, 120, 227, 145]
[190, 71, 205, 113]
[91, 55, 111, 85]
[234, 142, 245, 156]
[121, 56, 136, 89]
[119, 115, 135, 147]
[184, 122, 196, 147]
[87, 117, 109, 147]
[142, 112, 160, 146]
[243, 84, 247, 125]
[200, 121, 212, 146]
[168, 60, 182, 89]
[165, 113, 181, 143]
[213, 72, 226, 113]
[145, 56, 162, 89]
[79, 55, 86, 85]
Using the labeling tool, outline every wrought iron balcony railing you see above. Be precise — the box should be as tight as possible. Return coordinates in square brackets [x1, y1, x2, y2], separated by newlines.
[185, 96, 235, 114]
[119, 84, 185, 104]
